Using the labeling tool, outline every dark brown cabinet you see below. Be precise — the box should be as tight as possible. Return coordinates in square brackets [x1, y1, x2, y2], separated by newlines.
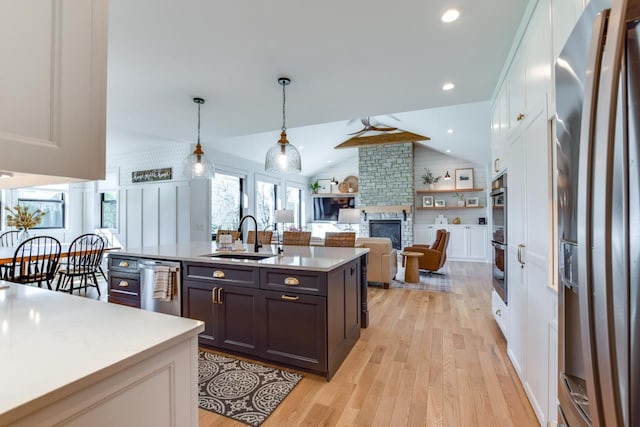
[216, 285, 260, 353]
[107, 255, 141, 308]
[182, 259, 361, 379]
[261, 290, 327, 372]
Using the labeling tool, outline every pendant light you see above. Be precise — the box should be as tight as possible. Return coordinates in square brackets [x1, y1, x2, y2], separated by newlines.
[182, 97, 215, 180]
[265, 77, 302, 174]
[444, 170, 451, 180]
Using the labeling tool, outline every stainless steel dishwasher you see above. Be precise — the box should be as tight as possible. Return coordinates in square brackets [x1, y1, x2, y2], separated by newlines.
[140, 260, 181, 316]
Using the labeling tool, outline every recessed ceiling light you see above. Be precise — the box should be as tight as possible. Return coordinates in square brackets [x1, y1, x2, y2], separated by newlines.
[441, 9, 460, 23]
[442, 82, 455, 91]
[327, 160, 332, 163]
[446, 149, 451, 153]
[447, 129, 454, 134]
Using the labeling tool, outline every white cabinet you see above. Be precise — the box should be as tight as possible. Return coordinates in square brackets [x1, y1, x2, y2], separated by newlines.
[507, 109, 555, 425]
[508, 49, 526, 131]
[414, 225, 488, 262]
[0, 0, 108, 187]
[525, 0, 552, 117]
[492, 289, 509, 338]
[491, 83, 510, 177]
[447, 226, 466, 259]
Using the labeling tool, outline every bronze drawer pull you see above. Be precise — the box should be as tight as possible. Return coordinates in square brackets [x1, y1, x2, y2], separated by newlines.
[118, 261, 129, 267]
[213, 270, 225, 278]
[284, 277, 299, 286]
[516, 113, 525, 121]
[212, 287, 217, 304]
[281, 295, 299, 301]
[217, 288, 223, 304]
[119, 280, 129, 287]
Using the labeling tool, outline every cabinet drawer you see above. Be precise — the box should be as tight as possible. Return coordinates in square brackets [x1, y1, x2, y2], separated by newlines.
[260, 269, 327, 296]
[108, 256, 139, 273]
[108, 294, 140, 308]
[109, 273, 140, 297]
[185, 263, 259, 288]
[491, 290, 508, 338]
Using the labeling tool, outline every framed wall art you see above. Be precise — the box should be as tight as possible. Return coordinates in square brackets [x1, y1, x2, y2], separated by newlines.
[434, 199, 445, 207]
[455, 168, 474, 190]
[422, 196, 434, 207]
[466, 197, 479, 207]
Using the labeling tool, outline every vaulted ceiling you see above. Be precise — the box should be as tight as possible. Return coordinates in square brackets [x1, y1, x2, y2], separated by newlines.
[107, 0, 528, 175]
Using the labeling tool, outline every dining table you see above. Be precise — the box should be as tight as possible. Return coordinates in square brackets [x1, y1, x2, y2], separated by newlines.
[0, 243, 122, 265]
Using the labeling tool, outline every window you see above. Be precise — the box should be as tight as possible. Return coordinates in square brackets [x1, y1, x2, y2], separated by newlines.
[100, 192, 118, 229]
[256, 180, 277, 231]
[17, 189, 66, 229]
[211, 173, 244, 239]
[286, 187, 303, 229]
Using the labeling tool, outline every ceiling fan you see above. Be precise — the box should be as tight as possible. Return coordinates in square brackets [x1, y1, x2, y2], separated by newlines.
[347, 117, 398, 137]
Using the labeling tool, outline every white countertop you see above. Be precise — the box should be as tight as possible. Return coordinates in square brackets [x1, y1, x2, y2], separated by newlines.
[112, 242, 369, 272]
[0, 282, 203, 423]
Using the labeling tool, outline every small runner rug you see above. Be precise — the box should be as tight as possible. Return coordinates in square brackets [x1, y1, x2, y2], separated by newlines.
[198, 351, 303, 426]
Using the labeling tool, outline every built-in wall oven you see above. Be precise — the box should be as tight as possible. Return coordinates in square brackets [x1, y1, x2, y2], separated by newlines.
[490, 173, 507, 304]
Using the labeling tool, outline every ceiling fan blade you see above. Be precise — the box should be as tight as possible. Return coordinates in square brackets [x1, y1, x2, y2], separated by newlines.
[347, 129, 367, 137]
[370, 126, 398, 132]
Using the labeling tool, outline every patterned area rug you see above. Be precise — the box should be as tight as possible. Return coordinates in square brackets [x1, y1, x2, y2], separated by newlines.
[198, 351, 303, 426]
[389, 264, 453, 292]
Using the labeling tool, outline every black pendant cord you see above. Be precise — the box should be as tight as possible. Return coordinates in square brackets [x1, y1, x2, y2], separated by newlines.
[197, 102, 201, 145]
[281, 82, 287, 132]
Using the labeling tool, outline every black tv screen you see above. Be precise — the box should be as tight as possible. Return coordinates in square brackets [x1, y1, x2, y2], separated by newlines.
[313, 196, 355, 221]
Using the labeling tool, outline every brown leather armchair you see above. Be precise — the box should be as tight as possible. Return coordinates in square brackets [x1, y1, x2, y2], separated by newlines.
[403, 229, 450, 273]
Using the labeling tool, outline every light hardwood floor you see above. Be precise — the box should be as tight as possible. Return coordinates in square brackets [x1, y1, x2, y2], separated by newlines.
[199, 262, 538, 426]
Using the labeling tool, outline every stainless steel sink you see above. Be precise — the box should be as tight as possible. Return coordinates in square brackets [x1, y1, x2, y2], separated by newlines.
[200, 253, 276, 260]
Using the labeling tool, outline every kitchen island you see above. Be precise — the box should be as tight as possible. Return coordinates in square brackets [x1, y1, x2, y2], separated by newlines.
[107, 243, 369, 379]
[0, 281, 203, 426]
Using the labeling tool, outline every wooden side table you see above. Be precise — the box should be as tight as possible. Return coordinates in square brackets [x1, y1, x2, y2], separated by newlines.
[401, 251, 423, 283]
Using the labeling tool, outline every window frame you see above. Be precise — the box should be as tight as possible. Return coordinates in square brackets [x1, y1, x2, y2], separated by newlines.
[211, 171, 246, 241]
[100, 191, 118, 229]
[17, 193, 66, 230]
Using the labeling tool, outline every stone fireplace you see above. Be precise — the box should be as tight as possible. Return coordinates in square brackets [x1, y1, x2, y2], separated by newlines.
[358, 142, 414, 248]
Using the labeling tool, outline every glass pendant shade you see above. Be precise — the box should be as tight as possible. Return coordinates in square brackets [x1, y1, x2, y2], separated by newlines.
[265, 131, 301, 174]
[183, 97, 215, 180]
[265, 77, 302, 174]
[182, 143, 215, 180]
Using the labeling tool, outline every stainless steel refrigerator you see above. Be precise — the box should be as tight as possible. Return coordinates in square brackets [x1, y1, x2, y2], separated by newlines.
[556, 0, 640, 425]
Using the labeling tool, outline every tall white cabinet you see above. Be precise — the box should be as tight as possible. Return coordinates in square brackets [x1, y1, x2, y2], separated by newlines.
[0, 0, 108, 187]
[488, 0, 588, 425]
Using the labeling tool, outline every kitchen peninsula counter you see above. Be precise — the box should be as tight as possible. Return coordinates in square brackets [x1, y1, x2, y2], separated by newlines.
[0, 281, 203, 426]
[108, 243, 370, 379]
[111, 242, 369, 272]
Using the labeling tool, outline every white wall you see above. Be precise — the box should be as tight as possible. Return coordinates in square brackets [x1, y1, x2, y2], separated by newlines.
[104, 142, 308, 249]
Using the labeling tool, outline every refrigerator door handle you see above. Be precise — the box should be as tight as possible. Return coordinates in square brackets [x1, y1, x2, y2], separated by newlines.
[590, 1, 629, 424]
[576, 8, 609, 427]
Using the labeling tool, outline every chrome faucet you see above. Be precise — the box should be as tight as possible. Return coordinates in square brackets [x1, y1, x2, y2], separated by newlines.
[237, 215, 260, 253]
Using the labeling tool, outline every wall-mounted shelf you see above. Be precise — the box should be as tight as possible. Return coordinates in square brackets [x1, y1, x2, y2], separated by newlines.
[416, 188, 484, 194]
[360, 205, 412, 214]
[416, 206, 485, 210]
[311, 192, 359, 197]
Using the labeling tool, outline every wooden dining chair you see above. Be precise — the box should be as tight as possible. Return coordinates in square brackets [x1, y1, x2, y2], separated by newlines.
[282, 231, 312, 246]
[0, 230, 20, 247]
[246, 230, 273, 245]
[324, 232, 356, 248]
[55, 233, 105, 296]
[5, 236, 62, 289]
[0, 231, 21, 280]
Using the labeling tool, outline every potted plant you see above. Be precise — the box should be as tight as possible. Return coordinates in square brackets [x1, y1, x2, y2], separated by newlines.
[309, 180, 322, 194]
[453, 192, 466, 207]
[421, 169, 441, 190]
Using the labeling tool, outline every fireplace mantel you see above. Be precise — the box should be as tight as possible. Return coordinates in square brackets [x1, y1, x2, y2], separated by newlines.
[360, 205, 413, 214]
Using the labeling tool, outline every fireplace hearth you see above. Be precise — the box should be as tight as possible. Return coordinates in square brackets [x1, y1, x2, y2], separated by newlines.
[369, 220, 402, 250]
